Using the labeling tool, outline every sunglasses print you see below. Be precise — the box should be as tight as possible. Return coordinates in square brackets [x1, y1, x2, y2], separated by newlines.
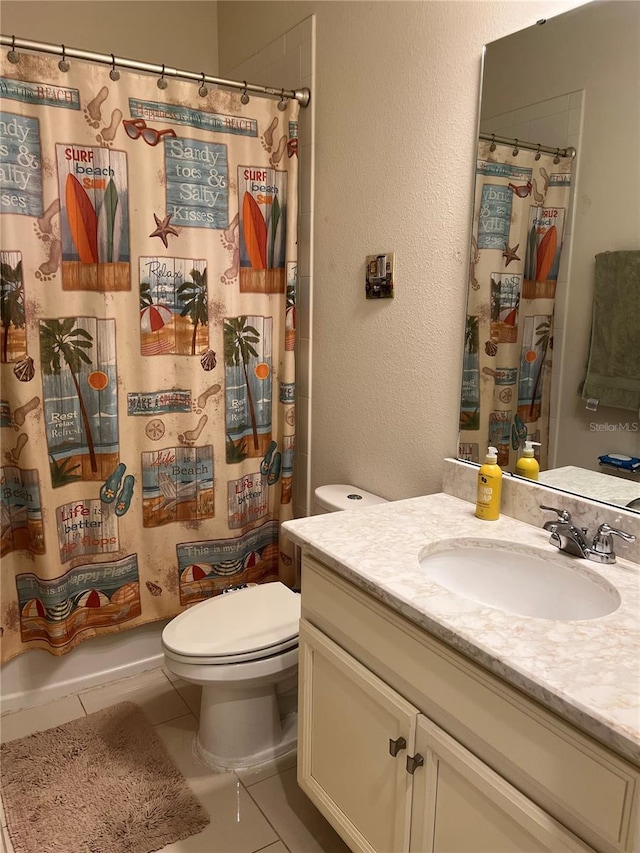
[123, 118, 177, 146]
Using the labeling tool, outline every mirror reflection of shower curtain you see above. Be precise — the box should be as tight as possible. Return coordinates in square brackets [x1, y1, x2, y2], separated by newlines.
[0, 51, 299, 662]
[459, 141, 574, 471]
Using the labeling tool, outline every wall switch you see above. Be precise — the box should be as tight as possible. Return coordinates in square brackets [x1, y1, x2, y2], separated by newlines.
[365, 253, 395, 298]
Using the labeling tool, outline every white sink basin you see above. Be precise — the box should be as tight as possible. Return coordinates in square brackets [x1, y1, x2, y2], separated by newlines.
[419, 541, 620, 621]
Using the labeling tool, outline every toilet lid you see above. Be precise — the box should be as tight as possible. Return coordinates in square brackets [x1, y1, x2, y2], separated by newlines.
[162, 582, 300, 659]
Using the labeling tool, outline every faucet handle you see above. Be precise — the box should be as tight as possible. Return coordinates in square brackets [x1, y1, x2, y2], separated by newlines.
[592, 523, 637, 556]
[540, 505, 573, 525]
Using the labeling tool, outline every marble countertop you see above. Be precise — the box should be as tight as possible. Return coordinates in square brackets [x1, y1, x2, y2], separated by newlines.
[538, 466, 640, 509]
[283, 493, 640, 766]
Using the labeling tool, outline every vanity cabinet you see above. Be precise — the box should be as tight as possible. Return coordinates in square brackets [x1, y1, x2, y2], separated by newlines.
[298, 556, 639, 853]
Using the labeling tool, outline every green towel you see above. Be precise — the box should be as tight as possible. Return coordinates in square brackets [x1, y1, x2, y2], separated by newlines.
[582, 250, 640, 412]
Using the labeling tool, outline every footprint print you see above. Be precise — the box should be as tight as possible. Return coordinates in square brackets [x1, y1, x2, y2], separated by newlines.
[178, 414, 208, 445]
[32, 199, 62, 281]
[269, 135, 288, 168]
[83, 86, 109, 129]
[4, 433, 28, 463]
[220, 213, 240, 285]
[35, 198, 61, 236]
[13, 396, 40, 427]
[262, 116, 278, 151]
[197, 384, 222, 410]
[35, 238, 62, 281]
[96, 108, 123, 147]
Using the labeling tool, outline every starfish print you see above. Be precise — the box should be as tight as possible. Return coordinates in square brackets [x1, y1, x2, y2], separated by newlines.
[149, 213, 179, 248]
[502, 243, 520, 266]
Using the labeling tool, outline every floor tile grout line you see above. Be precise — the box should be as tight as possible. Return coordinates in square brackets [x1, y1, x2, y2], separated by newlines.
[243, 778, 292, 852]
[253, 840, 293, 853]
[151, 711, 197, 730]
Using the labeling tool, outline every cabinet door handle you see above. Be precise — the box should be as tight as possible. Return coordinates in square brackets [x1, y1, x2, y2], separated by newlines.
[406, 753, 424, 774]
[388, 736, 406, 757]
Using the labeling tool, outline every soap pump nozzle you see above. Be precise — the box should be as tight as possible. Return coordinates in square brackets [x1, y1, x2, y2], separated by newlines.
[522, 440, 541, 457]
[486, 446, 498, 463]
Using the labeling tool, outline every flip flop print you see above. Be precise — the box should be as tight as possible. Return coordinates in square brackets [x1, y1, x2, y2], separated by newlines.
[100, 462, 126, 503]
[260, 440, 278, 476]
[267, 451, 282, 486]
[115, 475, 135, 517]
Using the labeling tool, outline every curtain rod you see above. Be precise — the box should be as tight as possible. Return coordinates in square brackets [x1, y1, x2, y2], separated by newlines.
[479, 132, 576, 160]
[0, 34, 311, 108]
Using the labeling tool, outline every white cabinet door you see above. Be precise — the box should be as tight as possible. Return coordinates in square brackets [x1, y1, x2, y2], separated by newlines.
[298, 620, 420, 853]
[410, 715, 595, 853]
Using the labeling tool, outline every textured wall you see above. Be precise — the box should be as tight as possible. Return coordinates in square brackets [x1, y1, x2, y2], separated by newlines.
[1, 2, 219, 72]
[218, 0, 587, 502]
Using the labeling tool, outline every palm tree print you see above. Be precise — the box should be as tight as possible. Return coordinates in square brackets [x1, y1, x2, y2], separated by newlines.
[40, 319, 98, 476]
[224, 316, 260, 452]
[529, 318, 552, 418]
[139, 278, 153, 311]
[177, 267, 208, 355]
[460, 315, 480, 430]
[1, 259, 25, 363]
[464, 315, 479, 355]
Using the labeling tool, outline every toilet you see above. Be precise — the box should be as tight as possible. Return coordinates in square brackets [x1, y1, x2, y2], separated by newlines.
[162, 484, 387, 771]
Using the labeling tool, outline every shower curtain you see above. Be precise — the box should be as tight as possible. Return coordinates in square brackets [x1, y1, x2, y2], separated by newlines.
[0, 51, 299, 662]
[459, 140, 574, 471]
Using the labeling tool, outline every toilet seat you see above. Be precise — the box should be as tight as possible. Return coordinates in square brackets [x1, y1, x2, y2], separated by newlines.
[162, 581, 300, 665]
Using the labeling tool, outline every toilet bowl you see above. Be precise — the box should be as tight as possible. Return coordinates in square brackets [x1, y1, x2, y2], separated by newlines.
[162, 485, 387, 771]
[162, 581, 300, 771]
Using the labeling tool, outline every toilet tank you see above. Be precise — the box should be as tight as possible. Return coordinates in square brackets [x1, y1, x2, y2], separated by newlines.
[314, 484, 388, 514]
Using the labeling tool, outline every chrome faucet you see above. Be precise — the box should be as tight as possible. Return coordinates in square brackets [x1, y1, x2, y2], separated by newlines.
[540, 505, 636, 564]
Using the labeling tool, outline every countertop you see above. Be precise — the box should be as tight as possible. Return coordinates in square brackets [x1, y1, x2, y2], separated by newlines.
[538, 465, 640, 509]
[282, 493, 640, 766]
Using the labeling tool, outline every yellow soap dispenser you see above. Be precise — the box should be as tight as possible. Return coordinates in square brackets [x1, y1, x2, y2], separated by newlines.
[475, 446, 502, 521]
[515, 440, 541, 480]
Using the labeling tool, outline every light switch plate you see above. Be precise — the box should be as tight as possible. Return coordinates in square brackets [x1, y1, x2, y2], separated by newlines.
[365, 253, 395, 298]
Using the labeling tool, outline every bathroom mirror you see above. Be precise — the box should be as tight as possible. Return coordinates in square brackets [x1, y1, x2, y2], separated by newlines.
[458, 0, 640, 512]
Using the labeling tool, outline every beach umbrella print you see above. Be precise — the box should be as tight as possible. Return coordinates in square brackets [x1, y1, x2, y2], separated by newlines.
[22, 598, 46, 618]
[181, 564, 210, 583]
[140, 304, 173, 333]
[76, 589, 110, 608]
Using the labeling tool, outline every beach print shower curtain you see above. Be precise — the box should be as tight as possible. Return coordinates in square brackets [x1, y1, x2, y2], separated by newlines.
[0, 51, 299, 661]
[459, 140, 574, 471]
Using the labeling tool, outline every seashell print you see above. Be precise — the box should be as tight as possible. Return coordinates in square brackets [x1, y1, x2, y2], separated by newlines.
[200, 349, 217, 371]
[280, 551, 293, 566]
[13, 356, 35, 382]
[146, 581, 162, 596]
[484, 340, 498, 357]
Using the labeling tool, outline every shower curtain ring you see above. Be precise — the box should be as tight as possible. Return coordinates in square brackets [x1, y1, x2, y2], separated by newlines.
[277, 89, 287, 111]
[157, 64, 168, 90]
[554, 147, 561, 164]
[489, 134, 496, 152]
[240, 82, 250, 105]
[58, 44, 70, 72]
[109, 54, 120, 81]
[198, 73, 208, 97]
[512, 138, 520, 156]
[8, 35, 20, 64]
[535, 143, 542, 161]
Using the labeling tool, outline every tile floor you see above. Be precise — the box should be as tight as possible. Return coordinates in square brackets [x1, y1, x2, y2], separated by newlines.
[0, 667, 350, 853]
